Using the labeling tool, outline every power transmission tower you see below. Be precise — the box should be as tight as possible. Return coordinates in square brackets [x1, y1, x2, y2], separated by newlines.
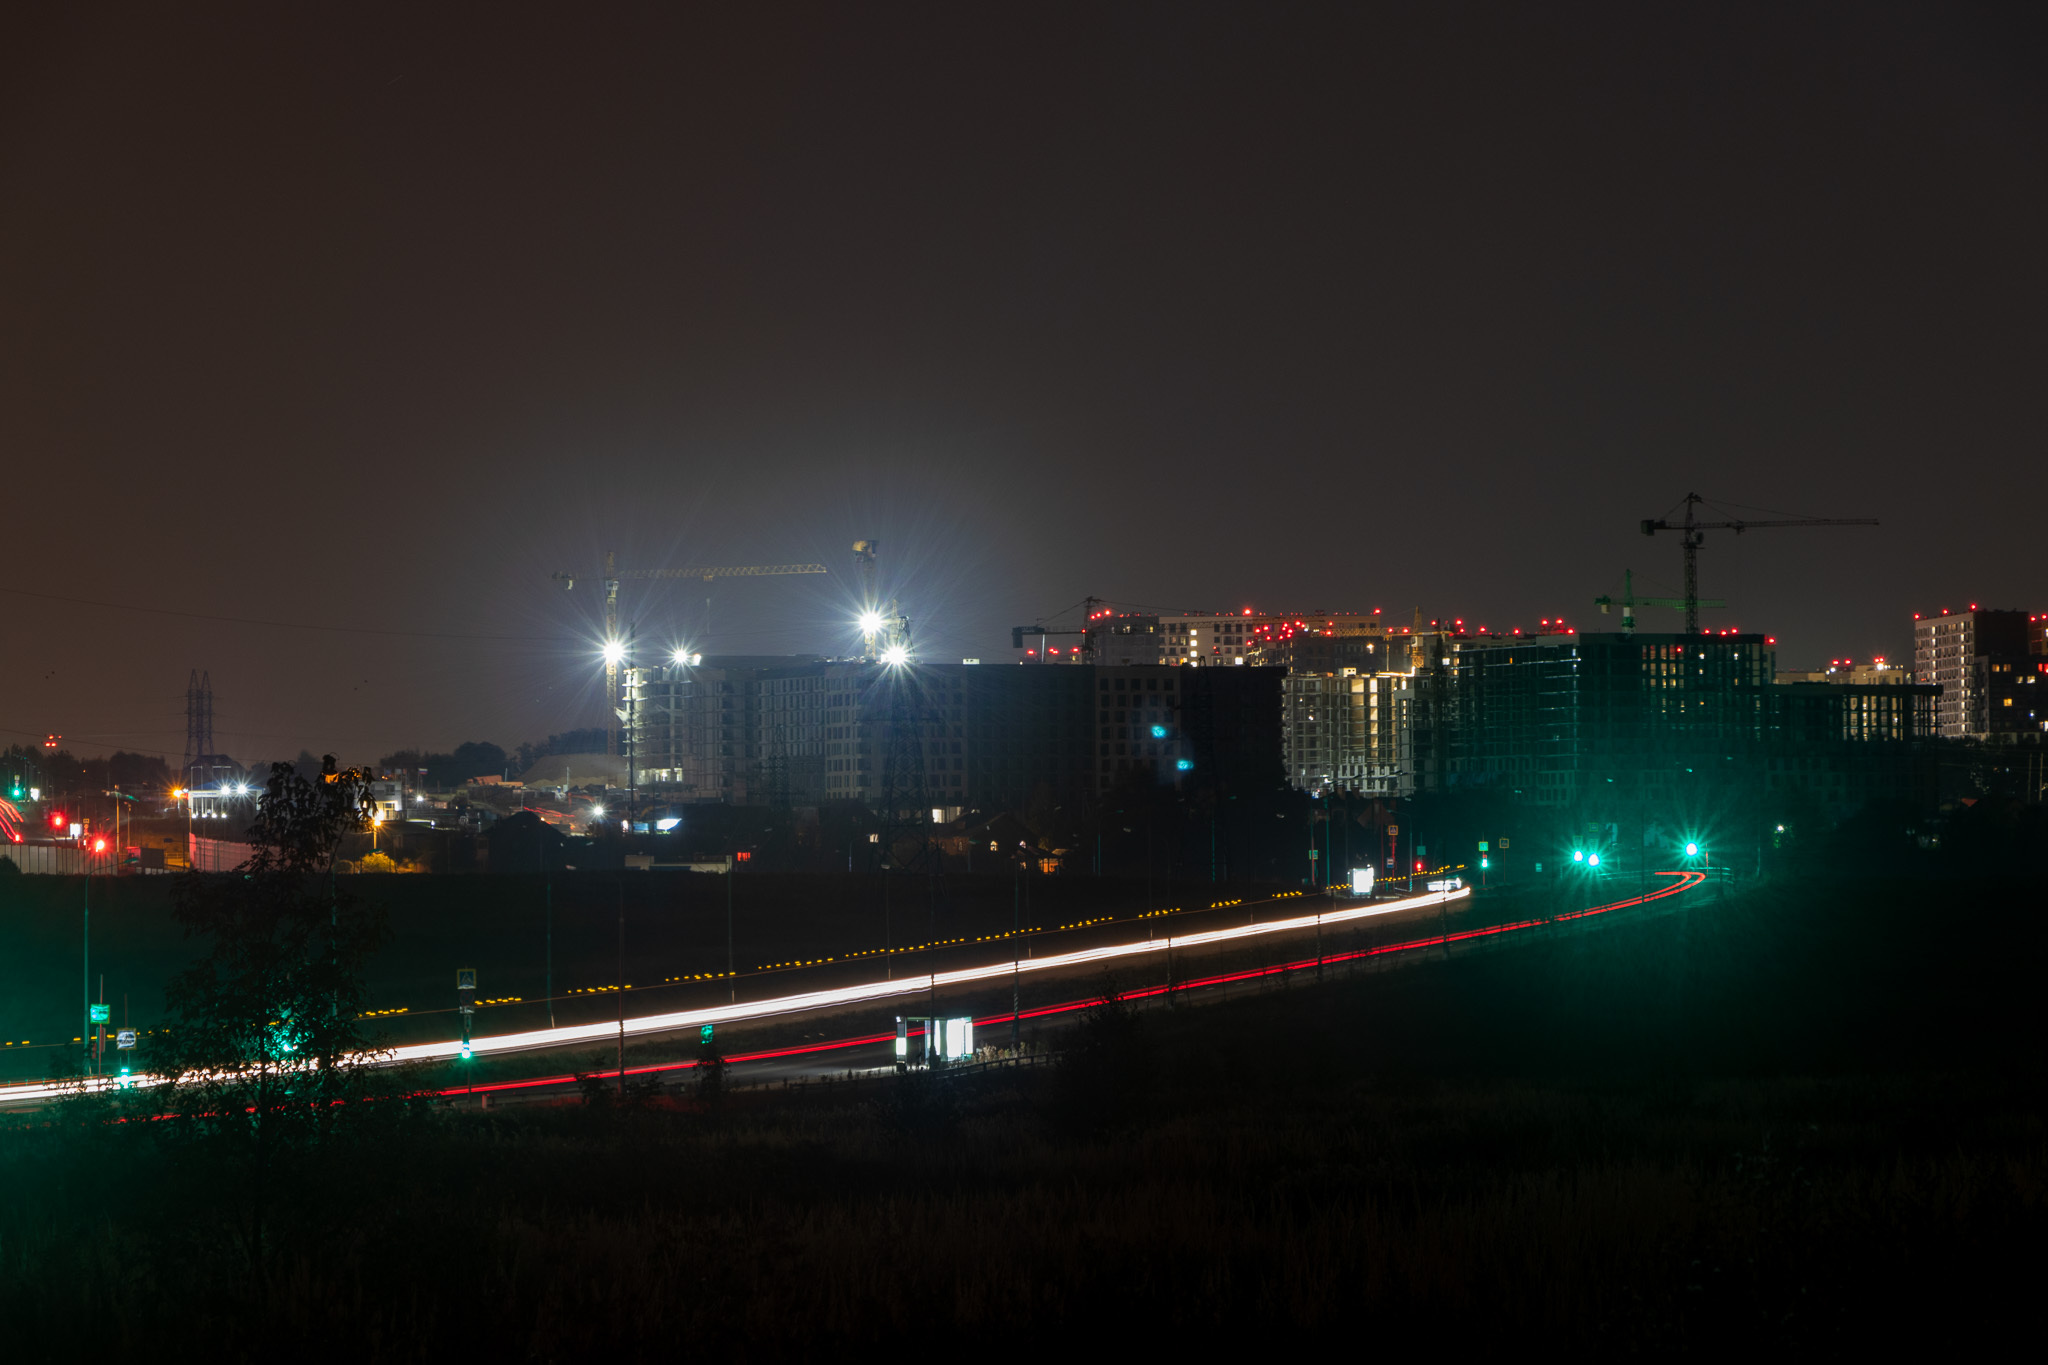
[183, 670, 214, 785]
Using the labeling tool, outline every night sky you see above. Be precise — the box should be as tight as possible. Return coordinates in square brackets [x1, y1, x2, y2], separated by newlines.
[4, 3, 2042, 765]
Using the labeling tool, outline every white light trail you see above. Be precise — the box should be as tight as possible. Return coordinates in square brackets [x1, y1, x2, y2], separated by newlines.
[377, 886, 1470, 1063]
[0, 887, 1469, 1106]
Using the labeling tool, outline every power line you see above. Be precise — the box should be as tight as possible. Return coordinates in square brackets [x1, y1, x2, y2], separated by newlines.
[0, 585, 554, 643]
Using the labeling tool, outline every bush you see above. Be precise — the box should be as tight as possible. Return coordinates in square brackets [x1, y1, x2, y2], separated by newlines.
[1052, 977, 1155, 1131]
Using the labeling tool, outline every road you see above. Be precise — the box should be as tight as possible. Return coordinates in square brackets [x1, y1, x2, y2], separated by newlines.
[411, 869, 1710, 1109]
[0, 871, 1707, 1108]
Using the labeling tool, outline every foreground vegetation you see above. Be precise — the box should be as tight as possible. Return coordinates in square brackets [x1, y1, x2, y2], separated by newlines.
[4, 870, 2041, 1355]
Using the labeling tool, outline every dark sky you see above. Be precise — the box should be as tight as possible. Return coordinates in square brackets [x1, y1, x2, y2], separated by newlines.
[4, 2, 2042, 765]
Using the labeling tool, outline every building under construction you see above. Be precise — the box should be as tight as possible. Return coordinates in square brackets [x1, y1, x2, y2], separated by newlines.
[622, 657, 1282, 815]
[1432, 631, 1937, 820]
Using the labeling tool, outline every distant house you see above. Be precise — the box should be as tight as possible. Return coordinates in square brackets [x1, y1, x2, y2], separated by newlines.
[485, 809, 579, 874]
[517, 754, 631, 791]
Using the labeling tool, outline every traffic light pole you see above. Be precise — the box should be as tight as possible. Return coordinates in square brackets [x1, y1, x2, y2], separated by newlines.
[82, 866, 90, 1077]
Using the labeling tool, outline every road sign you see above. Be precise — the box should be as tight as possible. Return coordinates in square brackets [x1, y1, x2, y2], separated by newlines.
[89, 1004, 110, 1023]
[116, 1030, 136, 1049]
[1499, 838, 1510, 850]
[700, 1025, 715, 1046]
[456, 968, 476, 990]
[1478, 841, 1488, 852]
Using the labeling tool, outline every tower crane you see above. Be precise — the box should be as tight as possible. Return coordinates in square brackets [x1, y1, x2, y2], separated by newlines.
[1639, 493, 1876, 635]
[552, 550, 828, 754]
[1595, 569, 1724, 636]
[1011, 597, 1106, 660]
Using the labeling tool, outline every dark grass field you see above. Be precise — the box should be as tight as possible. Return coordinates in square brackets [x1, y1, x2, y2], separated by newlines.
[3, 871, 2042, 1355]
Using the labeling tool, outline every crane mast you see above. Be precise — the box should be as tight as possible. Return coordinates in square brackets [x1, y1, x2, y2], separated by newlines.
[552, 552, 828, 755]
[1640, 492, 1877, 635]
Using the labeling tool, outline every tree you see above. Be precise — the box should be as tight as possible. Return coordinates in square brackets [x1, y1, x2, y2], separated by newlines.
[148, 756, 403, 1296]
[511, 727, 607, 776]
[375, 741, 510, 788]
[450, 741, 507, 783]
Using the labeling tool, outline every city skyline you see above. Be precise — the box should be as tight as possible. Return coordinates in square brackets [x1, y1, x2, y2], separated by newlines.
[5, 4, 2041, 759]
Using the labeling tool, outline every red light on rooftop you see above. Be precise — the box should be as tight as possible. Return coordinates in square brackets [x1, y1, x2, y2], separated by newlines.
[1970, 603, 1978, 610]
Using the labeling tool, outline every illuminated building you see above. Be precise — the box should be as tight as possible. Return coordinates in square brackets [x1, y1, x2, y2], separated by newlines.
[1160, 610, 1387, 665]
[1913, 607, 2041, 739]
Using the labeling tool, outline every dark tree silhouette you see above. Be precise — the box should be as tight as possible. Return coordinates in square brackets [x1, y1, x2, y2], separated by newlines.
[148, 756, 403, 1296]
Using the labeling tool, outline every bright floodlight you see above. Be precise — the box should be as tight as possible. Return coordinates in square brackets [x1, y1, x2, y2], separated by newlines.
[233, 782, 249, 796]
[1573, 849, 1585, 862]
[881, 644, 911, 666]
[1685, 841, 1699, 857]
[859, 610, 885, 635]
[601, 639, 626, 667]
[591, 805, 606, 819]
[672, 647, 693, 666]
[1587, 853, 1601, 867]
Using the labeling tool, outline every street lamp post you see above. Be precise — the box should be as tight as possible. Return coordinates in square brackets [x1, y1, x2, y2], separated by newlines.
[1011, 862, 1021, 1049]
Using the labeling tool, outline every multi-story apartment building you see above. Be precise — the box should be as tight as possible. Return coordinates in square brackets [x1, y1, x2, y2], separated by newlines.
[1913, 607, 2039, 739]
[1088, 613, 1169, 665]
[1280, 669, 1409, 797]
[625, 657, 1282, 812]
[1775, 657, 1914, 686]
[1429, 631, 1936, 817]
[1159, 610, 1389, 666]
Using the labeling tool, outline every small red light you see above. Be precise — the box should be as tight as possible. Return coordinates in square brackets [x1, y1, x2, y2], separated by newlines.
[92, 838, 106, 854]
